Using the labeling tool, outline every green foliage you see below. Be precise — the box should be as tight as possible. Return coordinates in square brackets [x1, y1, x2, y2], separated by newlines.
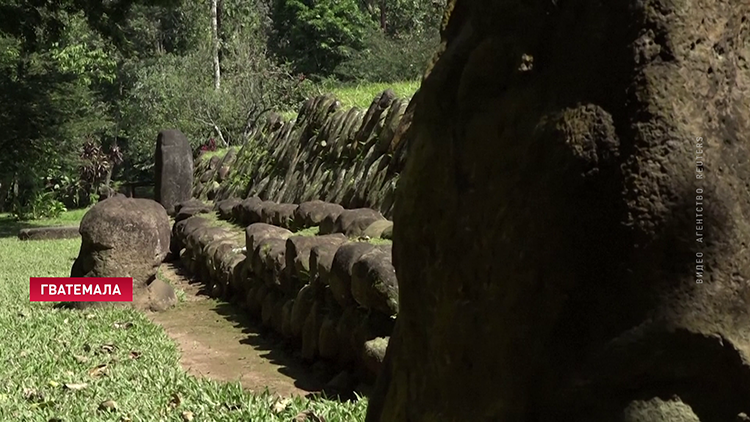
[119, 40, 309, 176]
[11, 191, 67, 221]
[269, 0, 373, 77]
[118, 2, 207, 58]
[0, 48, 113, 211]
[0, 0, 440, 218]
[0, 5, 122, 215]
[380, 0, 444, 37]
[49, 11, 118, 85]
[334, 26, 439, 82]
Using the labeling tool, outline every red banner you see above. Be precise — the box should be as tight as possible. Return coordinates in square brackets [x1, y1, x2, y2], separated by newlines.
[30, 278, 133, 302]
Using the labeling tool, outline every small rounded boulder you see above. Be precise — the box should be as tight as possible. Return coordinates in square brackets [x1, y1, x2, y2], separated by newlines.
[69, 196, 176, 311]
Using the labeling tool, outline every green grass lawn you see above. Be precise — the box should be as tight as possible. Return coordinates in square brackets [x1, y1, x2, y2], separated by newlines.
[323, 80, 420, 110]
[0, 209, 367, 421]
[280, 80, 420, 121]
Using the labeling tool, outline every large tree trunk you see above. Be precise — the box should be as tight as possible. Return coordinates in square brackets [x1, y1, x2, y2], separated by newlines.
[210, 0, 220, 91]
[366, 1, 750, 421]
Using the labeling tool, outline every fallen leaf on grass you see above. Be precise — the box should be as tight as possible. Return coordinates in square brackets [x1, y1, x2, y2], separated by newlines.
[48, 381, 59, 388]
[23, 388, 44, 402]
[169, 393, 182, 408]
[88, 364, 108, 378]
[100, 344, 116, 353]
[63, 383, 88, 391]
[113, 322, 134, 329]
[181, 411, 194, 421]
[73, 355, 88, 364]
[271, 398, 291, 414]
[129, 351, 142, 360]
[98, 400, 118, 412]
[294, 410, 326, 422]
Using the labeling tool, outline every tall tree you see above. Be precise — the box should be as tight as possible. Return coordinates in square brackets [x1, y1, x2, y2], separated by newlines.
[210, 0, 221, 90]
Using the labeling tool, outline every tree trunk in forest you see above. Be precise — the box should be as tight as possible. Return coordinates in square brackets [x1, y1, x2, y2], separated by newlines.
[210, 0, 221, 91]
[380, 0, 386, 31]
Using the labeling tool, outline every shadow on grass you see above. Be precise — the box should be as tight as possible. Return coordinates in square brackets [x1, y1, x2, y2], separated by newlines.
[0, 214, 40, 239]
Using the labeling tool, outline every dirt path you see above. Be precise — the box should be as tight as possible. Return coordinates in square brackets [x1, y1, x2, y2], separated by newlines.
[147, 263, 325, 397]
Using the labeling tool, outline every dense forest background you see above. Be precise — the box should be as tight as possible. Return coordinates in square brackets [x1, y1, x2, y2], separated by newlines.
[0, 0, 443, 219]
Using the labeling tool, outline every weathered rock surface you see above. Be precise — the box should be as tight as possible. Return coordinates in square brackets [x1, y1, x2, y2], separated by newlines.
[249, 201, 276, 225]
[310, 242, 345, 285]
[293, 201, 345, 230]
[362, 220, 394, 239]
[251, 237, 286, 289]
[366, 2, 750, 422]
[235, 197, 263, 225]
[146, 278, 178, 312]
[351, 248, 398, 316]
[217, 198, 241, 220]
[285, 234, 348, 286]
[302, 301, 325, 360]
[155, 129, 193, 215]
[245, 223, 293, 260]
[321, 208, 385, 236]
[70, 197, 175, 311]
[174, 199, 211, 214]
[621, 397, 701, 422]
[264, 203, 298, 228]
[329, 242, 376, 307]
[335, 307, 362, 366]
[174, 206, 210, 223]
[171, 215, 209, 254]
[318, 313, 341, 360]
[261, 289, 279, 327]
[291, 284, 316, 339]
[362, 337, 388, 379]
[18, 226, 80, 241]
[339, 209, 386, 236]
[281, 299, 295, 339]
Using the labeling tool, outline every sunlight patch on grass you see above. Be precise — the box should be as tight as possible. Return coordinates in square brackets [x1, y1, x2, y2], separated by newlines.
[281, 80, 420, 122]
[197, 148, 229, 162]
[327, 80, 420, 110]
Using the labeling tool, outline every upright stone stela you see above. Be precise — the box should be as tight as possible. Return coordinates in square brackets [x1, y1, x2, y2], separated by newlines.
[155, 129, 194, 215]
